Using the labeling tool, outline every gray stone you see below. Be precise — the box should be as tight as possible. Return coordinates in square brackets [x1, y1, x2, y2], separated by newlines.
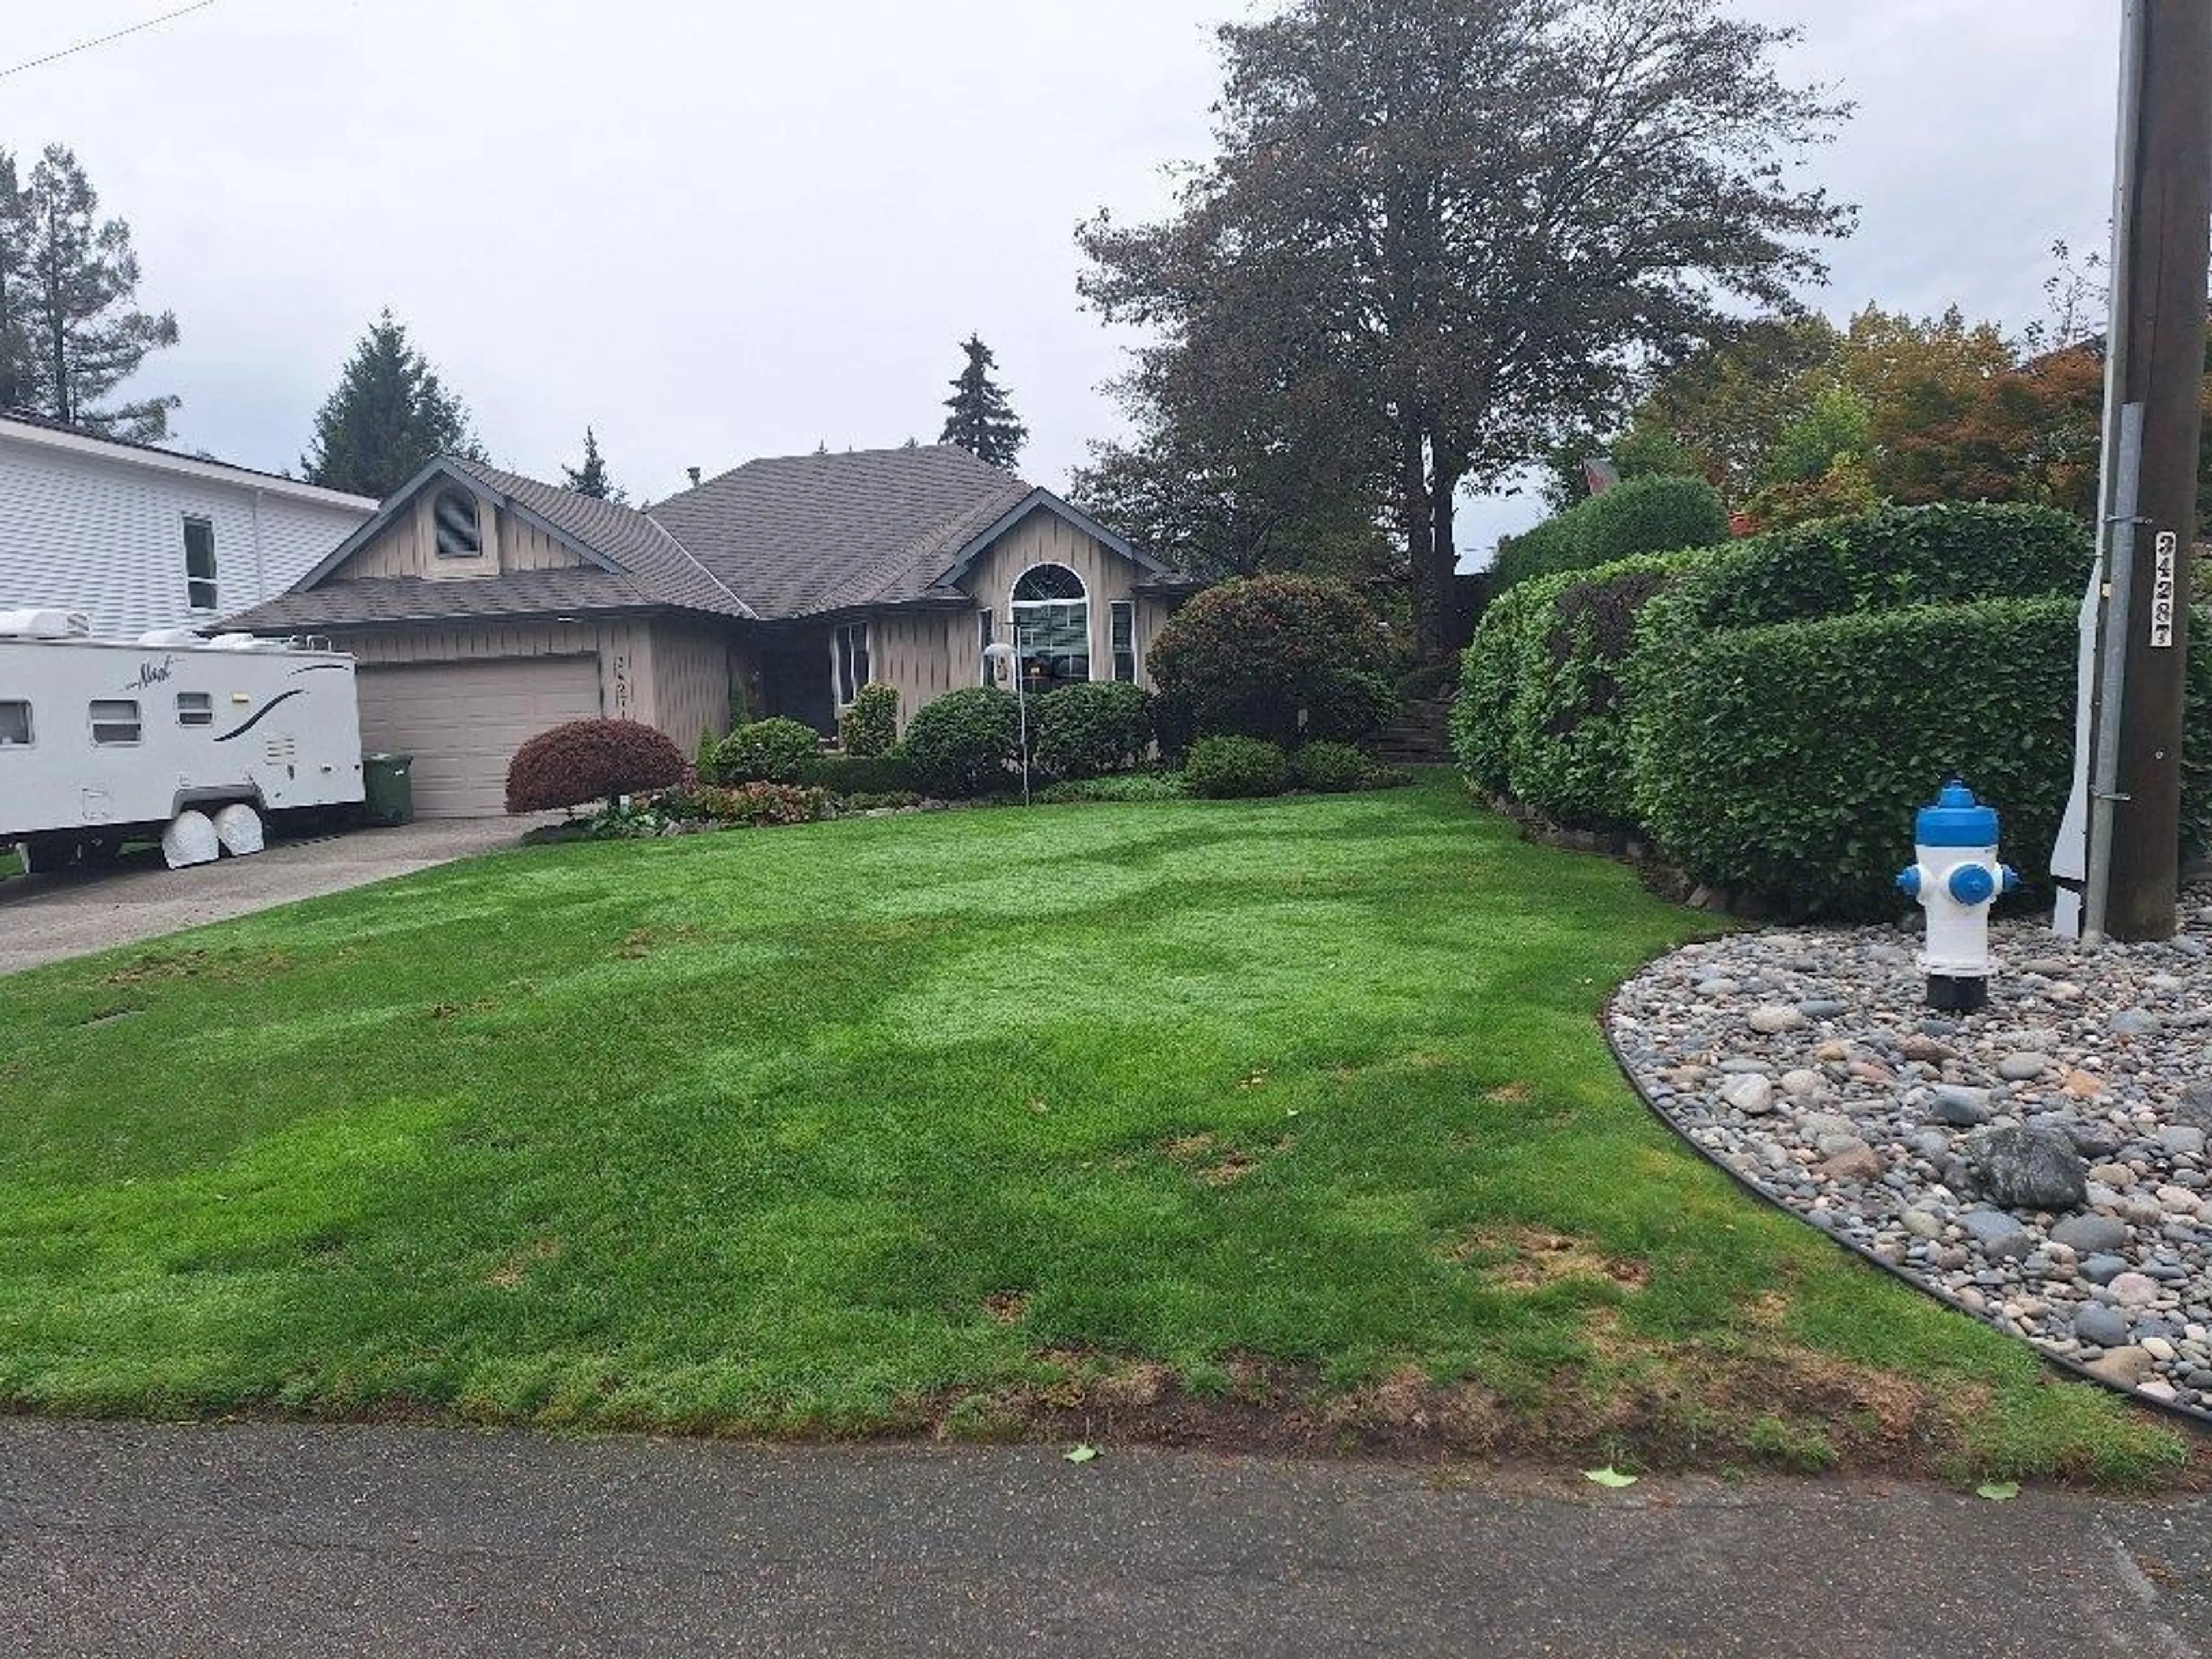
[1797, 999, 1850, 1021]
[1748, 1003, 1807, 1035]
[2086, 1345, 2158, 1387]
[1779, 1069, 1825, 1098]
[1910, 1130, 1952, 1161]
[2156, 1125, 2207, 1157]
[1966, 1125, 2088, 1212]
[1720, 1074, 1775, 1115]
[2073, 1303, 2133, 1349]
[2111, 1008, 2162, 1037]
[1900, 1208, 1944, 1241]
[1926, 1086, 1993, 1127]
[1959, 1209, 2033, 1260]
[1997, 1052, 2050, 1082]
[2109, 1271, 2161, 1307]
[2065, 1121, 2129, 1160]
[2080, 1253, 2130, 1285]
[2050, 1213, 2129, 1255]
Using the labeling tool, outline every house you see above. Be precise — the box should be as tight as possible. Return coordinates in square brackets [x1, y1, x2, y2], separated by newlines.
[0, 410, 377, 637]
[225, 445, 1195, 816]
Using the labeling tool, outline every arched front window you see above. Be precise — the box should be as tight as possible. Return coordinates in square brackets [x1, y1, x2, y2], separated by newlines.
[1010, 563, 1088, 692]
[433, 488, 482, 559]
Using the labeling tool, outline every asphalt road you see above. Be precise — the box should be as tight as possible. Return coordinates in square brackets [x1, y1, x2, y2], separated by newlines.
[0, 818, 540, 976]
[2, 1419, 2208, 1657]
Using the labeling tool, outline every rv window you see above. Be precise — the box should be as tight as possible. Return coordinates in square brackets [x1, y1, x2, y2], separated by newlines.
[90, 699, 141, 745]
[176, 691, 215, 727]
[0, 700, 29, 747]
[433, 488, 483, 558]
[184, 517, 218, 610]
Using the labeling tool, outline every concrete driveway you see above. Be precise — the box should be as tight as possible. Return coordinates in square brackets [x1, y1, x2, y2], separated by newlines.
[0, 819, 540, 976]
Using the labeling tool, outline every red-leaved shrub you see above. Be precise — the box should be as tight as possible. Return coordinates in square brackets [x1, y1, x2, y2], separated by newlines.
[664, 782, 830, 827]
[505, 718, 685, 814]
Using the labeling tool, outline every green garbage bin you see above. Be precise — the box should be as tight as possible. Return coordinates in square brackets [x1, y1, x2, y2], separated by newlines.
[362, 753, 415, 826]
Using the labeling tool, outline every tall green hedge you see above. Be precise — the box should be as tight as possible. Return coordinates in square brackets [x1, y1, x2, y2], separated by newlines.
[1498, 548, 1714, 830]
[1629, 599, 2212, 918]
[1450, 579, 1548, 796]
[1488, 475, 1729, 593]
[1639, 501, 2090, 643]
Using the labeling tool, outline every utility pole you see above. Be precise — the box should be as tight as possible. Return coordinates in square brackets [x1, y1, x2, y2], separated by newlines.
[2088, 0, 2212, 942]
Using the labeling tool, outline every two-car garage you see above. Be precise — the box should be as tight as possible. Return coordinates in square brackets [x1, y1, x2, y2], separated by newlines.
[354, 656, 603, 819]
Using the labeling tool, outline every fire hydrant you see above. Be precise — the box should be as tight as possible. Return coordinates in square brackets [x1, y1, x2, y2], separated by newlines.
[1894, 779, 2020, 1013]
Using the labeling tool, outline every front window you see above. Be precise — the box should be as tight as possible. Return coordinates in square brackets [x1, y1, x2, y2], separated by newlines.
[184, 516, 217, 610]
[0, 699, 31, 746]
[834, 622, 871, 708]
[1110, 600, 1136, 684]
[1010, 563, 1089, 694]
[90, 699, 141, 745]
[433, 488, 482, 559]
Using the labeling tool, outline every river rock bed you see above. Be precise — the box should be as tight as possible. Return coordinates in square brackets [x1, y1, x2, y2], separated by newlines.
[1609, 886, 2212, 1411]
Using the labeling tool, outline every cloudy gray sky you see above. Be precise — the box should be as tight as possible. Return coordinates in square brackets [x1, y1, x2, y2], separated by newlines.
[0, 1, 2125, 559]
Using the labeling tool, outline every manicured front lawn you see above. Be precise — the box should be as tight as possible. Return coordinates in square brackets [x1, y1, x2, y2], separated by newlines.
[0, 779, 2185, 1480]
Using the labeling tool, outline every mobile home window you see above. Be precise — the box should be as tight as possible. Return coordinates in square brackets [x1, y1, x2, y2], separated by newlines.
[0, 700, 30, 746]
[176, 691, 215, 727]
[977, 608, 994, 684]
[1109, 600, 1136, 684]
[433, 488, 483, 559]
[834, 622, 871, 707]
[184, 517, 218, 610]
[90, 699, 141, 745]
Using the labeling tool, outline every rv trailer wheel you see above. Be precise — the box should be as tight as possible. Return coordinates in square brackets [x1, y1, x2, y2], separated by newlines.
[21, 832, 77, 874]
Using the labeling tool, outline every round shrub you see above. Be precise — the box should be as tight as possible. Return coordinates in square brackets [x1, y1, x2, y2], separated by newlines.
[1033, 681, 1155, 779]
[838, 681, 899, 759]
[714, 717, 821, 784]
[1489, 475, 1727, 593]
[1289, 740, 1371, 793]
[505, 718, 685, 815]
[1149, 575, 1395, 748]
[1185, 734, 1289, 799]
[902, 686, 1021, 797]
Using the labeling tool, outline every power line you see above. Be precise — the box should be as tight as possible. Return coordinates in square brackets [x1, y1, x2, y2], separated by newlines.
[0, 1, 220, 83]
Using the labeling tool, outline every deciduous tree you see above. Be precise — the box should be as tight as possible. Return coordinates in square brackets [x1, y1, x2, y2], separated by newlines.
[1080, 0, 1851, 653]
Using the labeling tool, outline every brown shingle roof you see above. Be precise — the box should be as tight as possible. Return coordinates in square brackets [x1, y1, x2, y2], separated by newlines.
[644, 445, 1033, 620]
[226, 569, 664, 631]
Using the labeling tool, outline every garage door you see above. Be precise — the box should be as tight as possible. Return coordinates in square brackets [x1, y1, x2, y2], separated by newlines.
[356, 656, 603, 818]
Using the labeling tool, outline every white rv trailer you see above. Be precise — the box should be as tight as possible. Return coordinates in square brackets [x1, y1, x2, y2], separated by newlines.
[0, 608, 365, 872]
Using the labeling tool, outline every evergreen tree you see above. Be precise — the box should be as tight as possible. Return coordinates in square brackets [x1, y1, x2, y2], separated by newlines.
[0, 152, 30, 412]
[301, 309, 483, 497]
[560, 425, 625, 501]
[938, 335, 1027, 468]
[11, 145, 179, 438]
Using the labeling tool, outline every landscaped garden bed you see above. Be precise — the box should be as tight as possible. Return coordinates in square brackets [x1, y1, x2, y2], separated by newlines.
[0, 780, 2189, 1483]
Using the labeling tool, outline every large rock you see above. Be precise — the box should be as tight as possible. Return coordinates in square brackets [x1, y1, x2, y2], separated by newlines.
[2050, 1213, 2128, 1256]
[2073, 1303, 2133, 1349]
[1967, 1125, 2088, 1212]
[1720, 1074, 1775, 1115]
[1959, 1209, 2033, 1260]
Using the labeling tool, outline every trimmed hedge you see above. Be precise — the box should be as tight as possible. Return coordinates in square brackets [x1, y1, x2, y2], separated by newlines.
[1490, 475, 1728, 593]
[1288, 739, 1372, 793]
[1499, 549, 1714, 830]
[713, 717, 821, 784]
[1033, 681, 1154, 779]
[1450, 580, 1549, 797]
[505, 718, 685, 815]
[1629, 599, 2082, 918]
[1185, 735, 1289, 798]
[902, 686, 1021, 798]
[838, 682, 899, 759]
[1639, 501, 2090, 645]
[1149, 574, 1395, 748]
[793, 753, 921, 796]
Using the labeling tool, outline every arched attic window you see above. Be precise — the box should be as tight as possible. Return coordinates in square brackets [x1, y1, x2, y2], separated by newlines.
[433, 487, 483, 559]
[1010, 562, 1089, 691]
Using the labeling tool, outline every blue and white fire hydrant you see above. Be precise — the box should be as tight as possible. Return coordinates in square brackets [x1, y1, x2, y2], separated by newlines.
[1895, 779, 2021, 1013]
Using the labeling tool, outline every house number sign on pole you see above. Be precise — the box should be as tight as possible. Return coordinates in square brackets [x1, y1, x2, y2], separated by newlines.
[2150, 530, 2177, 648]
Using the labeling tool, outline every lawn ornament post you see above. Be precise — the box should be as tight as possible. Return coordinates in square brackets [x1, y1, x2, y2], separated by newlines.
[1894, 779, 2020, 1013]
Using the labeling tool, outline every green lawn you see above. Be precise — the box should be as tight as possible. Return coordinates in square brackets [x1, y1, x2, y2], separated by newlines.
[0, 779, 2185, 1480]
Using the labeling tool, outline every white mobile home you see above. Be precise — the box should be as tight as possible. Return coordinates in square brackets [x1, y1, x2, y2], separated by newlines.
[0, 412, 377, 638]
[0, 612, 365, 870]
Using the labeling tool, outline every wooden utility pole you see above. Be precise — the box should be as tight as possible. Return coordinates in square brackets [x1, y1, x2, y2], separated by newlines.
[2102, 0, 2212, 941]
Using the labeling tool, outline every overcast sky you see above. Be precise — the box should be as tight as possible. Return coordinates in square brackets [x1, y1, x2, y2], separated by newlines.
[0, 1, 2126, 559]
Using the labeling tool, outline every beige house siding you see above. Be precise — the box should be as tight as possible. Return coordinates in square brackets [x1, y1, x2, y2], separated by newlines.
[952, 509, 1161, 691]
[870, 610, 961, 732]
[329, 491, 586, 581]
[651, 619, 743, 749]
